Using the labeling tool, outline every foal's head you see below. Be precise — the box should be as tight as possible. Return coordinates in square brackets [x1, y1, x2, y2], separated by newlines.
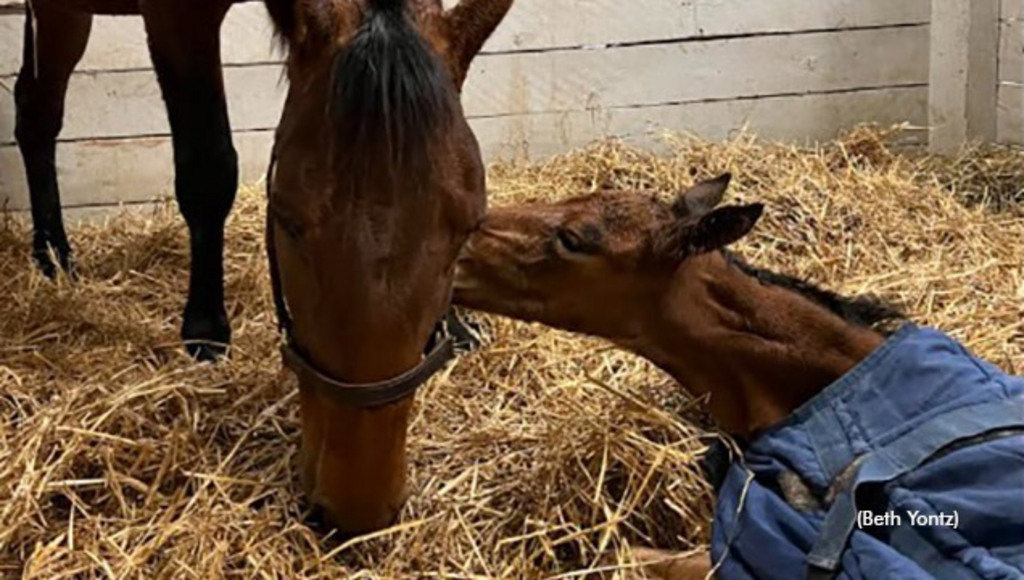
[455, 175, 763, 339]
[266, 0, 512, 533]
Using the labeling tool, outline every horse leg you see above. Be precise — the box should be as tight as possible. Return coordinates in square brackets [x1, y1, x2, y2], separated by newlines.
[14, 5, 92, 278]
[141, 2, 236, 360]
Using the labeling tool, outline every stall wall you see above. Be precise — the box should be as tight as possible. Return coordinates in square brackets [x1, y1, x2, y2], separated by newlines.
[999, 0, 1023, 144]
[0, 0, 969, 217]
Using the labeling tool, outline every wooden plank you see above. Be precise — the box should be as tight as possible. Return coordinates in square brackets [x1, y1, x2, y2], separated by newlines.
[1003, 0, 1023, 22]
[0, 0, 932, 78]
[929, 0, 1000, 152]
[472, 86, 928, 161]
[448, 0, 930, 52]
[2, 87, 927, 211]
[1002, 20, 1024, 83]
[997, 83, 1023, 144]
[0, 130, 273, 210]
[464, 25, 929, 117]
[1, 26, 928, 144]
[0, 3, 280, 77]
[0, 64, 287, 144]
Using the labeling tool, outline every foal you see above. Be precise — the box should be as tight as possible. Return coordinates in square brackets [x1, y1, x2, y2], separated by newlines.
[265, 0, 512, 533]
[456, 175, 890, 437]
[454, 176, 1024, 578]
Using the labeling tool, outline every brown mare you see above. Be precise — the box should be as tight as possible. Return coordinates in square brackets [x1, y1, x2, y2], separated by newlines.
[263, 0, 512, 533]
[13, 0, 270, 359]
[453, 175, 905, 578]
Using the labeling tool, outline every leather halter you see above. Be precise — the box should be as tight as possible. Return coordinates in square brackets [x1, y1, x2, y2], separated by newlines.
[265, 151, 458, 408]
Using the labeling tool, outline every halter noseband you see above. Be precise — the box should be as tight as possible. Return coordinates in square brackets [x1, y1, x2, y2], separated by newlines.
[265, 151, 460, 408]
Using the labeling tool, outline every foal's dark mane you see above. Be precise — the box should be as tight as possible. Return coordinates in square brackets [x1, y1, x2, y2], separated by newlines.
[722, 250, 905, 332]
[331, 0, 455, 182]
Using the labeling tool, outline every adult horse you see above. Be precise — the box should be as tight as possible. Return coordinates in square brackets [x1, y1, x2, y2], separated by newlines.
[14, 0, 266, 359]
[453, 176, 1024, 578]
[263, 0, 512, 533]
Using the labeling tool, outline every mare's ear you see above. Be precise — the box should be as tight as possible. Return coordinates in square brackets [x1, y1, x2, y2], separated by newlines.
[444, 0, 515, 88]
[672, 173, 732, 218]
[688, 203, 764, 255]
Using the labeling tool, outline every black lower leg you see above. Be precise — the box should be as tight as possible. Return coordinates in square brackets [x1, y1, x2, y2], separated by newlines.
[144, 4, 236, 360]
[16, 125, 72, 277]
[176, 141, 238, 360]
[14, 9, 91, 278]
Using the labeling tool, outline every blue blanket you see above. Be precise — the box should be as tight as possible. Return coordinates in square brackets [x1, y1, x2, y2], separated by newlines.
[710, 324, 1024, 579]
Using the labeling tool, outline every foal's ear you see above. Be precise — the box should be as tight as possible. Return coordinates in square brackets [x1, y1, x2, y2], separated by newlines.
[444, 0, 515, 87]
[673, 173, 732, 218]
[657, 202, 763, 263]
[688, 203, 764, 255]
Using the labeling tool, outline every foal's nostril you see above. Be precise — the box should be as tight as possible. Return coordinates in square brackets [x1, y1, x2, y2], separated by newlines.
[452, 259, 475, 290]
[456, 238, 481, 264]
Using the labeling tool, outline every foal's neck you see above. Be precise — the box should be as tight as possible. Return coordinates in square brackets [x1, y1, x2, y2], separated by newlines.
[634, 252, 883, 437]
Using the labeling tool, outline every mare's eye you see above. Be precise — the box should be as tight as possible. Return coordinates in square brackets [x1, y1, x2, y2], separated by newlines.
[555, 228, 588, 254]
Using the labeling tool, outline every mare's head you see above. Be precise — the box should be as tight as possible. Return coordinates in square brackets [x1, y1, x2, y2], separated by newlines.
[454, 175, 764, 339]
[265, 0, 513, 533]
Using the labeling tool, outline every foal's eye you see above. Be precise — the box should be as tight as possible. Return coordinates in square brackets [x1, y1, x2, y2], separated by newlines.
[555, 228, 589, 255]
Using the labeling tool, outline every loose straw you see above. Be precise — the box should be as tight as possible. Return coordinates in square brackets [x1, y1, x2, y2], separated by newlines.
[0, 125, 1020, 578]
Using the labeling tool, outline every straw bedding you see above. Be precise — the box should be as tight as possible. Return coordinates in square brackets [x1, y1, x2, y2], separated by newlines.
[1, 127, 1021, 579]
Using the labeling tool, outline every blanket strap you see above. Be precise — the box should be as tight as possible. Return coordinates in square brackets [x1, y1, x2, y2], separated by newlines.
[806, 395, 1024, 579]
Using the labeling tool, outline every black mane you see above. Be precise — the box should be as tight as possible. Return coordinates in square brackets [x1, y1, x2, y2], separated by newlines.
[331, 0, 455, 182]
[722, 251, 905, 333]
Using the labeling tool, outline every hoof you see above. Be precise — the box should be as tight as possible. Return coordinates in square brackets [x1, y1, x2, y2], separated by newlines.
[184, 340, 230, 362]
[32, 240, 74, 281]
[181, 305, 231, 362]
[447, 308, 483, 352]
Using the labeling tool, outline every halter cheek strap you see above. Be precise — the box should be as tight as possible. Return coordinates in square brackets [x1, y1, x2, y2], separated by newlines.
[265, 150, 460, 409]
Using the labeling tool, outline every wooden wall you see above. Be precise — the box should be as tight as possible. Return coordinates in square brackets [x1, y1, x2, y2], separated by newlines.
[0, 0, 1008, 218]
[999, 0, 1023, 144]
[0, 3, 282, 216]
